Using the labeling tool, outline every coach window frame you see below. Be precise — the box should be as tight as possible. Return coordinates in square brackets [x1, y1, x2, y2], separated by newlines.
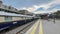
[4, 16, 12, 22]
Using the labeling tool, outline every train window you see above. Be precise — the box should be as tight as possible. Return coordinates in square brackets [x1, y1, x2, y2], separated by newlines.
[0, 9, 2, 11]
[4, 16, 12, 22]
[0, 9, 1, 11]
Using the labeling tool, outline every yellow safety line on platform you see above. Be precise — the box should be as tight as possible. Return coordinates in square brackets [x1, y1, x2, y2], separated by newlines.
[39, 19, 43, 34]
[30, 20, 39, 34]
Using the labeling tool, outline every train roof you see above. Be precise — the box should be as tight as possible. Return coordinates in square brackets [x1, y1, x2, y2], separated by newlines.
[0, 11, 34, 18]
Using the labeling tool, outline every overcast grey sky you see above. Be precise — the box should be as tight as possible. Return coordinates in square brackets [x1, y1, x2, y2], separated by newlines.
[1, 0, 60, 13]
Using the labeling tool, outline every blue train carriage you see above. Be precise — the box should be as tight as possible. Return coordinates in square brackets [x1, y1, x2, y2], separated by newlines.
[0, 10, 34, 31]
[0, 11, 20, 30]
[0, 11, 35, 31]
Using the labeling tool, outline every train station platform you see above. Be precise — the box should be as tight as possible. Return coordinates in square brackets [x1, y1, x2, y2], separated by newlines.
[25, 19, 60, 34]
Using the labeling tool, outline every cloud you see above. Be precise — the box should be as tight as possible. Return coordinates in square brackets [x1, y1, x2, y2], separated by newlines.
[18, 0, 60, 14]
[47, 0, 60, 11]
[18, 5, 40, 12]
[52, 0, 60, 4]
[19, 4, 51, 12]
[19, 2, 53, 12]
[18, 7, 27, 10]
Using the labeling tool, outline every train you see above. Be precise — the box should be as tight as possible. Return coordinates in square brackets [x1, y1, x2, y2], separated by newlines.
[0, 8, 38, 31]
[0, 10, 38, 31]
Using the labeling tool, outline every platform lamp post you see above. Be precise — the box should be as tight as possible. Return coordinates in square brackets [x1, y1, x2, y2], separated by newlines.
[52, 14, 56, 24]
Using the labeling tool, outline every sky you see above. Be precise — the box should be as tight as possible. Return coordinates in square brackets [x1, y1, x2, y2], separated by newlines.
[1, 0, 60, 14]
